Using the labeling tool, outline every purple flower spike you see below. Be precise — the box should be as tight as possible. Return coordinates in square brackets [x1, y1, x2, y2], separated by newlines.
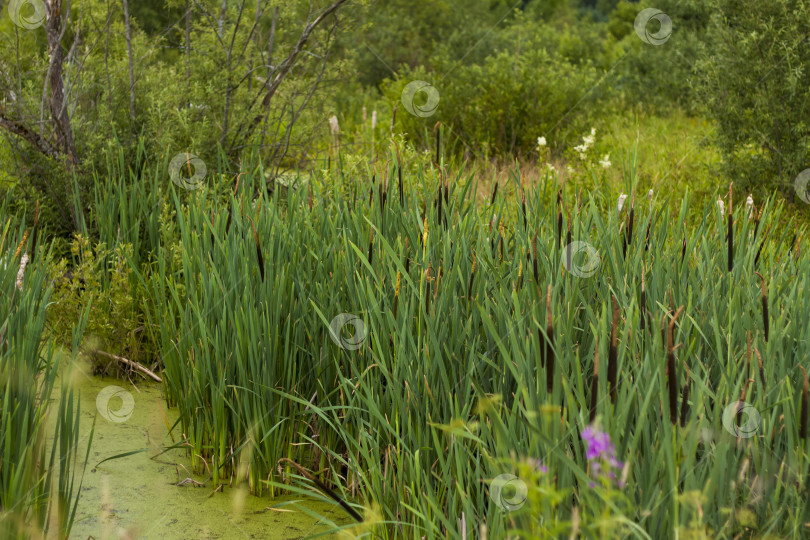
[581, 425, 624, 488]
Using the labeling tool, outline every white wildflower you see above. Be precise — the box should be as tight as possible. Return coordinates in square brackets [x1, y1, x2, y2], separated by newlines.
[537, 136, 547, 147]
[746, 194, 754, 218]
[617, 193, 628, 213]
[328, 115, 340, 135]
[16, 253, 28, 290]
[599, 154, 611, 169]
[648, 188, 654, 209]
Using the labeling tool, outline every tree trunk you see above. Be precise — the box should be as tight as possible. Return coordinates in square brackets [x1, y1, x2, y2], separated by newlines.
[45, 0, 78, 166]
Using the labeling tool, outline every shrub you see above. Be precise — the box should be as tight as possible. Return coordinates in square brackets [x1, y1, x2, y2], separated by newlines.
[695, 0, 810, 198]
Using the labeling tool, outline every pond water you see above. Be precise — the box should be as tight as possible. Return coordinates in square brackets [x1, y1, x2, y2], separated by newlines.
[49, 354, 349, 539]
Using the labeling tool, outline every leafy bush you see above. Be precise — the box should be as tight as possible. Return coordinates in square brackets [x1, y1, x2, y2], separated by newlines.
[695, 0, 810, 197]
[382, 12, 617, 158]
[48, 236, 144, 366]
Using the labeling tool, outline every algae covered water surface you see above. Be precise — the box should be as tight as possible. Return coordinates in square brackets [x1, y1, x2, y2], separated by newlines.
[50, 356, 349, 539]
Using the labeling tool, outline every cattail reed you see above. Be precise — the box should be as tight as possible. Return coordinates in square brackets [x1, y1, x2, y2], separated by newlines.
[532, 232, 538, 284]
[680, 364, 690, 427]
[521, 190, 527, 232]
[727, 183, 734, 272]
[737, 379, 753, 431]
[666, 307, 684, 425]
[608, 295, 619, 403]
[556, 189, 563, 249]
[437, 182, 443, 227]
[755, 272, 769, 342]
[640, 267, 647, 332]
[397, 146, 404, 206]
[390, 105, 397, 134]
[545, 285, 555, 394]
[13, 230, 28, 259]
[754, 346, 766, 390]
[210, 210, 216, 248]
[799, 366, 808, 440]
[565, 221, 572, 271]
[623, 192, 635, 259]
[795, 233, 802, 260]
[379, 167, 387, 213]
[368, 228, 375, 265]
[755, 225, 770, 266]
[393, 271, 401, 318]
[404, 238, 411, 274]
[250, 220, 264, 281]
[645, 220, 652, 252]
[516, 260, 523, 291]
[589, 336, 599, 422]
[490, 182, 499, 205]
[422, 215, 428, 250]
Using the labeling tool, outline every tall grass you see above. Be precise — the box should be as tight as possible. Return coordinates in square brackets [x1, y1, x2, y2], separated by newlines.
[0, 201, 91, 539]
[109, 153, 810, 538]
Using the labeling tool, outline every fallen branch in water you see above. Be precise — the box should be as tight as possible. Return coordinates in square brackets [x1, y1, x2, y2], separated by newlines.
[92, 350, 162, 383]
[174, 478, 205, 487]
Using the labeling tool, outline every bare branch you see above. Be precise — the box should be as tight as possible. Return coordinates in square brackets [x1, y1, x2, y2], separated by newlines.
[231, 0, 348, 152]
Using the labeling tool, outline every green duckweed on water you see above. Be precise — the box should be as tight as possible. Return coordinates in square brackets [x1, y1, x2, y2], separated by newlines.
[48, 353, 350, 539]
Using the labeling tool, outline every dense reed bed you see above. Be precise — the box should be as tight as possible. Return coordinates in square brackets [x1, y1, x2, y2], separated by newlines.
[0, 203, 90, 539]
[87, 154, 810, 538]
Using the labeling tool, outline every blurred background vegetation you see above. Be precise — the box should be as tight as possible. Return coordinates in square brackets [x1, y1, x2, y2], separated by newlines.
[0, 0, 808, 236]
